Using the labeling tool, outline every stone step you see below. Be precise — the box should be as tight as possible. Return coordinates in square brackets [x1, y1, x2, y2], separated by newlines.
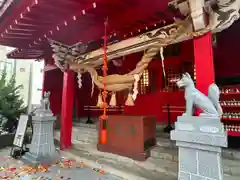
[153, 134, 240, 177]
[151, 146, 178, 162]
[156, 131, 240, 160]
[155, 137, 240, 162]
[151, 145, 240, 177]
[60, 147, 177, 180]
[73, 122, 97, 129]
[55, 137, 240, 180]
[64, 127, 240, 161]
[56, 126, 240, 178]
[55, 139, 177, 180]
[70, 126, 240, 161]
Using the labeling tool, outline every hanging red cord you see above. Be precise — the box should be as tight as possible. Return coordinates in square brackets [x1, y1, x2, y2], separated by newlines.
[100, 18, 108, 144]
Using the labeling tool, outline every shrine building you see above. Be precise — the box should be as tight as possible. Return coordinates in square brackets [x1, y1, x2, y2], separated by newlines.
[0, 0, 239, 151]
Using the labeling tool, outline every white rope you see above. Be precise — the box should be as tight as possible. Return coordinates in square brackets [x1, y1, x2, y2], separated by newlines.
[77, 72, 82, 89]
[160, 47, 166, 77]
[132, 74, 140, 101]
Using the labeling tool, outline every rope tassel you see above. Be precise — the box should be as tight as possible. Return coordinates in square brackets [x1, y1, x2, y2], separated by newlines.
[109, 92, 116, 107]
[125, 92, 134, 106]
[97, 92, 103, 107]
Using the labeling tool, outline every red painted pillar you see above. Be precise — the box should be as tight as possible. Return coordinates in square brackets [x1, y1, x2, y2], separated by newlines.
[42, 71, 47, 97]
[193, 32, 215, 95]
[193, 32, 215, 115]
[60, 71, 75, 149]
[42, 60, 47, 97]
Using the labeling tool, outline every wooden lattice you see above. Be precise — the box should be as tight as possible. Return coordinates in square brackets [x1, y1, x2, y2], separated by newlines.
[165, 68, 181, 92]
[139, 69, 149, 94]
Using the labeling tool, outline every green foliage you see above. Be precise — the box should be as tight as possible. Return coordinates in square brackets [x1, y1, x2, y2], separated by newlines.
[0, 66, 27, 131]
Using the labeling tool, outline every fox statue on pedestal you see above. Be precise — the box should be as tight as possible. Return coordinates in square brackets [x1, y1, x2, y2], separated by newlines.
[41, 91, 51, 111]
[176, 73, 223, 118]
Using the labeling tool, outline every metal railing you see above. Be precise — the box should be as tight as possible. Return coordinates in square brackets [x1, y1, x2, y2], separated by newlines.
[162, 104, 185, 133]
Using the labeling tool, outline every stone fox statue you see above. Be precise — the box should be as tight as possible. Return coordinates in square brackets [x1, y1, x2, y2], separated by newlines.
[41, 91, 51, 110]
[176, 73, 223, 117]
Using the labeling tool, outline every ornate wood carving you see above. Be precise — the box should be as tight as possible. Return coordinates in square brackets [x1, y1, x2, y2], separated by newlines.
[189, 0, 207, 31]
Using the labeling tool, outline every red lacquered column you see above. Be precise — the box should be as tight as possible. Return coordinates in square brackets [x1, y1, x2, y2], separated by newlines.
[42, 60, 47, 97]
[194, 32, 215, 94]
[60, 71, 75, 149]
[193, 32, 215, 114]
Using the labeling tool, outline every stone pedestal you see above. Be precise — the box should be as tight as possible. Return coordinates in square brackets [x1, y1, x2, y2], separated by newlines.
[22, 109, 59, 165]
[171, 116, 227, 180]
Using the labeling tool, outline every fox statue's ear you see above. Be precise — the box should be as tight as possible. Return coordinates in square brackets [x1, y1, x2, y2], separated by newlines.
[185, 72, 191, 78]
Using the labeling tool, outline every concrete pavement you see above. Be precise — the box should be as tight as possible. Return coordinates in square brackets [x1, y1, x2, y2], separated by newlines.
[0, 148, 123, 180]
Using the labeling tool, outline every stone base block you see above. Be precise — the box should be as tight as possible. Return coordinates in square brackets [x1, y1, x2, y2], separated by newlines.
[177, 146, 224, 180]
[179, 171, 219, 180]
[171, 116, 227, 180]
[22, 151, 60, 166]
[171, 116, 227, 148]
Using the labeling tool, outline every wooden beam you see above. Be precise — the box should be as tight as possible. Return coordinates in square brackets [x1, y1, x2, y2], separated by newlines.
[169, 0, 208, 31]
[44, 64, 58, 71]
[2, 36, 33, 39]
[74, 21, 192, 67]
[8, 27, 37, 32]
[0, 0, 14, 17]
[15, 22, 49, 28]
[6, 32, 32, 36]
[189, 0, 207, 31]
[21, 16, 54, 25]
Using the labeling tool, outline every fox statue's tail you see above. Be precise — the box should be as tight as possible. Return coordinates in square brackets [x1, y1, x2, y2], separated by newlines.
[208, 83, 223, 116]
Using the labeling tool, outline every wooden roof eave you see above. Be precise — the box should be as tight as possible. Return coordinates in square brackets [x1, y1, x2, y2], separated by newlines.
[69, 0, 240, 68]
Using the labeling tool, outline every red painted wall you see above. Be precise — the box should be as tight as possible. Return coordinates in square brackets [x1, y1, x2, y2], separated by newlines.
[73, 49, 189, 123]
[122, 51, 187, 123]
[124, 92, 184, 123]
[44, 69, 63, 115]
[44, 40, 195, 123]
